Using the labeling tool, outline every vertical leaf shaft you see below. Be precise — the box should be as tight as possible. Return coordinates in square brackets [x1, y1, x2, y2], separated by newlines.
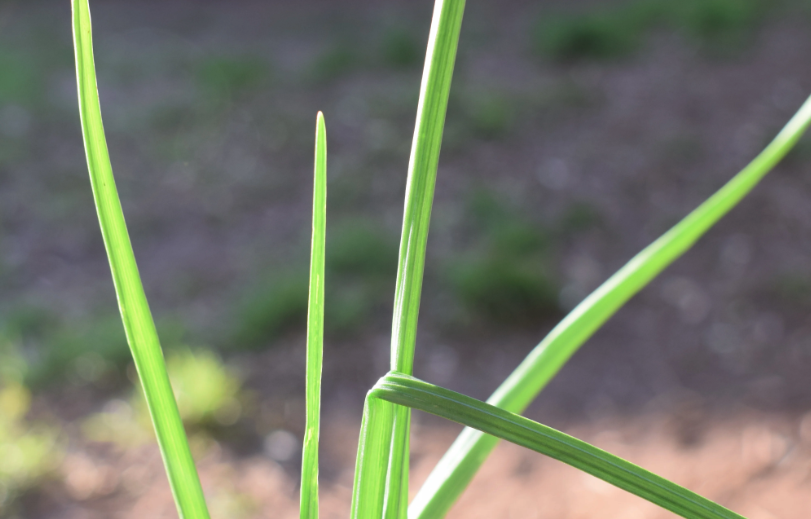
[383, 1, 466, 516]
[300, 112, 327, 519]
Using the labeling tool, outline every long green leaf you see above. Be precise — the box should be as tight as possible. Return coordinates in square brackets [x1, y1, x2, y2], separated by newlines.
[351, 396, 396, 519]
[72, 2, 210, 518]
[300, 112, 327, 519]
[349, 1, 466, 517]
[411, 93, 811, 519]
[375, 372, 746, 519]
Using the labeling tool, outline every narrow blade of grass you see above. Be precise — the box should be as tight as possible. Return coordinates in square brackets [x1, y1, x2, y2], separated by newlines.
[300, 112, 327, 519]
[72, 1, 210, 518]
[411, 93, 811, 519]
[375, 372, 747, 519]
[380, 1, 466, 516]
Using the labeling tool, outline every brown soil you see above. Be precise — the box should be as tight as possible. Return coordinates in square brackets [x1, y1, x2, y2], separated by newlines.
[33, 411, 811, 519]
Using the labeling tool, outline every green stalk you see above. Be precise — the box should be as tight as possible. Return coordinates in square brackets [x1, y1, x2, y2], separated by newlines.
[375, 373, 746, 519]
[300, 113, 327, 519]
[351, 396, 396, 519]
[386, 0, 466, 514]
[71, 1, 210, 518]
[411, 93, 811, 519]
[348, 1, 466, 517]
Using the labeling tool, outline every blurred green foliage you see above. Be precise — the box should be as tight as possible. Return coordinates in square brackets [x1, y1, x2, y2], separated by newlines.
[0, 338, 62, 511]
[770, 271, 811, 307]
[444, 90, 519, 146]
[671, 0, 765, 53]
[230, 222, 399, 347]
[165, 349, 243, 426]
[0, 49, 43, 107]
[0, 306, 187, 390]
[381, 27, 423, 69]
[83, 349, 245, 447]
[448, 191, 560, 327]
[32, 316, 134, 388]
[325, 222, 399, 336]
[466, 94, 515, 140]
[533, 8, 646, 62]
[306, 44, 359, 84]
[532, 0, 768, 62]
[449, 257, 560, 326]
[558, 201, 603, 235]
[196, 55, 269, 98]
[231, 271, 309, 350]
[326, 222, 399, 278]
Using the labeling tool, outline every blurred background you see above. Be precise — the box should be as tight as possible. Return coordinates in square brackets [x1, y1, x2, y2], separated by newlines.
[2, 0, 811, 517]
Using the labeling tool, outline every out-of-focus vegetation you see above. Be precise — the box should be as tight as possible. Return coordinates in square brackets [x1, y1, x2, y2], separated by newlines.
[0, 338, 62, 513]
[82, 349, 246, 448]
[533, 0, 768, 61]
[447, 191, 561, 327]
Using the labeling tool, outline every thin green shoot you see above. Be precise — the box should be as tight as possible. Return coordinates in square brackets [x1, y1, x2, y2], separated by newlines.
[300, 112, 327, 519]
[374, 372, 745, 519]
[410, 93, 811, 519]
[71, 1, 210, 518]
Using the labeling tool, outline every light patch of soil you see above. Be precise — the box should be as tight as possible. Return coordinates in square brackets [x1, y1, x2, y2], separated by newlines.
[38, 410, 811, 519]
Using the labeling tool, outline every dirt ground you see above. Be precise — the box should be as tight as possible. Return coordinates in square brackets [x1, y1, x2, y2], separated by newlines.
[27, 410, 811, 519]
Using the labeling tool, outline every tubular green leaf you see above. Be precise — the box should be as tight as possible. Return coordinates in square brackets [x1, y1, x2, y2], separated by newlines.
[351, 396, 396, 519]
[71, 1, 210, 518]
[390, 0, 464, 375]
[371, 1, 467, 516]
[411, 93, 811, 519]
[375, 373, 746, 519]
[300, 112, 327, 519]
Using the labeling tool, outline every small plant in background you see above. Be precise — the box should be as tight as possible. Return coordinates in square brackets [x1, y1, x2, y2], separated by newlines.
[534, 7, 646, 62]
[671, 0, 765, 53]
[196, 55, 270, 100]
[380, 27, 423, 69]
[0, 338, 62, 514]
[306, 44, 359, 85]
[532, 0, 768, 62]
[70, 1, 811, 519]
[447, 191, 560, 327]
[324, 221, 398, 336]
[83, 349, 245, 447]
[231, 270, 309, 350]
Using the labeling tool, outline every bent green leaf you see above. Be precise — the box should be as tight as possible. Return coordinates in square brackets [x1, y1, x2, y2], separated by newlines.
[300, 112, 327, 519]
[351, 1, 466, 517]
[411, 93, 811, 518]
[72, 1, 210, 518]
[376, 372, 746, 519]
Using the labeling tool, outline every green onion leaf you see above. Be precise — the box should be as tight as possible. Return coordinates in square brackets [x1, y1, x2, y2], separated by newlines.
[300, 112, 327, 519]
[411, 93, 811, 519]
[71, 1, 210, 518]
[376, 372, 746, 519]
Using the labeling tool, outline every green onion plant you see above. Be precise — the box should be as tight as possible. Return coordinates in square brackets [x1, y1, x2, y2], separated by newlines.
[70, 0, 811, 518]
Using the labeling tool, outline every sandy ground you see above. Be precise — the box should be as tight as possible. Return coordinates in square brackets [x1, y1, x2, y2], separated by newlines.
[32, 410, 811, 519]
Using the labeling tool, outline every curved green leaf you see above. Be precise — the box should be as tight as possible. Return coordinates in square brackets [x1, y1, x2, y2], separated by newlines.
[411, 92, 811, 519]
[72, 1, 209, 518]
[376, 373, 746, 519]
